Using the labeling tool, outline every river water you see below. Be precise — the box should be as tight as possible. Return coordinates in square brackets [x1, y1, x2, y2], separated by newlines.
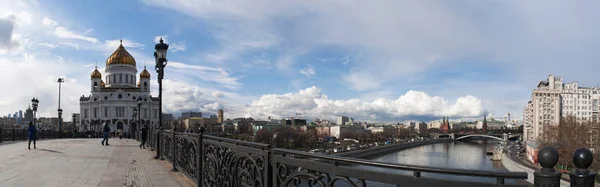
[354, 139, 518, 186]
[289, 140, 525, 187]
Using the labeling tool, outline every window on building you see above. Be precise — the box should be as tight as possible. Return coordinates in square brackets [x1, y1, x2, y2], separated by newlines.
[119, 74, 123, 83]
[104, 107, 108, 117]
[125, 75, 128, 83]
[94, 108, 97, 118]
[84, 109, 88, 118]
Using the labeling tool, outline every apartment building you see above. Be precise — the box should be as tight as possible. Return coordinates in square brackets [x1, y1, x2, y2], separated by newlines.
[523, 74, 600, 141]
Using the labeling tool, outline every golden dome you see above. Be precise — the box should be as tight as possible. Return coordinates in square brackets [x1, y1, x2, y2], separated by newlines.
[100, 80, 106, 88]
[91, 67, 102, 78]
[140, 67, 151, 78]
[137, 81, 140, 87]
[106, 40, 136, 66]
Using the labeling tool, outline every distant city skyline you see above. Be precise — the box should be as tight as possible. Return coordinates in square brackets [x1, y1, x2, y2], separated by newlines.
[4, 1, 600, 122]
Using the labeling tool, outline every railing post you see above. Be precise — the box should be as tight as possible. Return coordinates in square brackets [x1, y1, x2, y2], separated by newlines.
[171, 130, 178, 172]
[197, 127, 205, 187]
[12, 128, 15, 141]
[569, 148, 596, 187]
[0, 128, 3, 143]
[150, 128, 155, 151]
[534, 146, 561, 187]
[160, 128, 165, 160]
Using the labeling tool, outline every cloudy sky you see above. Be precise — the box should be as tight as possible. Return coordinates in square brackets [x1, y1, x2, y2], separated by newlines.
[2, 0, 600, 123]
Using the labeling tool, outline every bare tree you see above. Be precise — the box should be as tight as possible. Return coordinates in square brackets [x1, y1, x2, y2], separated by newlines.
[254, 128, 273, 144]
[538, 116, 592, 170]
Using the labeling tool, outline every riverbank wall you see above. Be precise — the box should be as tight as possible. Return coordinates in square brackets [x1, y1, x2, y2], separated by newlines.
[501, 153, 570, 187]
[334, 138, 453, 159]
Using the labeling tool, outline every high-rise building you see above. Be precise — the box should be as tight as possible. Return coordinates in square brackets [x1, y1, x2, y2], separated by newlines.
[523, 74, 600, 141]
[18, 110, 22, 124]
[336, 116, 349, 125]
[217, 109, 224, 123]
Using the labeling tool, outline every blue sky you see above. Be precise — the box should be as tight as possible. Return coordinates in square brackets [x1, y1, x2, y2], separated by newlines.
[3, 0, 600, 123]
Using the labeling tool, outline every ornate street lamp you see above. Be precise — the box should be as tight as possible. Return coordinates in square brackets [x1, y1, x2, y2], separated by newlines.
[154, 37, 168, 160]
[137, 97, 142, 140]
[57, 78, 64, 138]
[31, 98, 39, 128]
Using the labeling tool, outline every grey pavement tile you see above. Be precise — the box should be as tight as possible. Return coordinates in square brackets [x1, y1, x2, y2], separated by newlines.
[0, 139, 194, 187]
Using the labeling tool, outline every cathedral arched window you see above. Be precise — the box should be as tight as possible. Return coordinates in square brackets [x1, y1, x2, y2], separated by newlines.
[144, 82, 147, 90]
[94, 82, 97, 89]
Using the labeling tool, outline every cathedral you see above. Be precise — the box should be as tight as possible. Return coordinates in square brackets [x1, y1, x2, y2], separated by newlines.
[79, 40, 159, 133]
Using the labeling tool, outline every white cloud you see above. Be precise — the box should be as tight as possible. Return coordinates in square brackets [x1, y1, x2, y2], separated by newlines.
[0, 14, 22, 53]
[212, 91, 224, 98]
[54, 26, 98, 43]
[166, 62, 241, 89]
[0, 53, 90, 118]
[153, 35, 185, 52]
[104, 39, 144, 49]
[151, 79, 251, 118]
[170, 41, 186, 52]
[244, 86, 483, 122]
[42, 17, 57, 26]
[58, 42, 79, 50]
[299, 66, 315, 77]
[154, 35, 167, 43]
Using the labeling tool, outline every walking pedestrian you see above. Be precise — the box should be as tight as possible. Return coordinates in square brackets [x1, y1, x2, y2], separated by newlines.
[27, 122, 37, 150]
[101, 123, 110, 146]
[139, 125, 149, 149]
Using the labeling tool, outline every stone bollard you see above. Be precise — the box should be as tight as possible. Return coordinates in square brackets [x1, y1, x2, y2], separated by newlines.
[197, 127, 205, 187]
[534, 146, 561, 187]
[569, 148, 596, 187]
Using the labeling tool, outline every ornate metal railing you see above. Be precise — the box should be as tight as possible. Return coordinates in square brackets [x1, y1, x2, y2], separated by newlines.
[0, 128, 78, 143]
[148, 128, 598, 187]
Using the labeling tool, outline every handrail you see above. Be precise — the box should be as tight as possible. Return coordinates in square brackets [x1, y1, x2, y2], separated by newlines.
[202, 134, 271, 148]
[272, 148, 528, 179]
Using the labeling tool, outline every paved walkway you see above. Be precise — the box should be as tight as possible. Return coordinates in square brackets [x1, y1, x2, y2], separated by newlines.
[0, 138, 195, 187]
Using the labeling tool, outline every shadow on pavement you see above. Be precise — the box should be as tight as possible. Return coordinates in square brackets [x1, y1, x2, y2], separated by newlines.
[38, 149, 64, 154]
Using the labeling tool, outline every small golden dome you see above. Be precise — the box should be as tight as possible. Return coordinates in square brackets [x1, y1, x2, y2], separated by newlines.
[106, 40, 136, 66]
[91, 67, 102, 79]
[137, 81, 141, 87]
[100, 80, 106, 88]
[140, 67, 151, 78]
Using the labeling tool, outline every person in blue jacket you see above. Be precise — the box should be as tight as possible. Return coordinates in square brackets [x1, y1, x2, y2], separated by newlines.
[27, 122, 37, 150]
[101, 123, 110, 146]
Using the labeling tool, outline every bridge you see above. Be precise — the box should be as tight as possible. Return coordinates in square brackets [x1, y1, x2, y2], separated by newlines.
[0, 128, 594, 187]
[454, 133, 521, 141]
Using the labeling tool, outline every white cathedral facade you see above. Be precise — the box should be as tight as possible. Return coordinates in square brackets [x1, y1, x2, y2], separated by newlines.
[78, 40, 159, 133]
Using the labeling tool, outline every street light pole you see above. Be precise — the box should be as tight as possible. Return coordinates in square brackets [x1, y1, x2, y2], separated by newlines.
[154, 37, 169, 160]
[31, 98, 39, 128]
[137, 97, 142, 140]
[57, 78, 64, 138]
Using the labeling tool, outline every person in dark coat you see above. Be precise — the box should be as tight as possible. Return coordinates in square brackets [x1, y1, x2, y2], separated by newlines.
[139, 125, 149, 149]
[101, 123, 110, 146]
[27, 122, 37, 150]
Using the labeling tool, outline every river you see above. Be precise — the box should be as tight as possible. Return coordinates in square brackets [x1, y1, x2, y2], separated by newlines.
[354, 139, 519, 186]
